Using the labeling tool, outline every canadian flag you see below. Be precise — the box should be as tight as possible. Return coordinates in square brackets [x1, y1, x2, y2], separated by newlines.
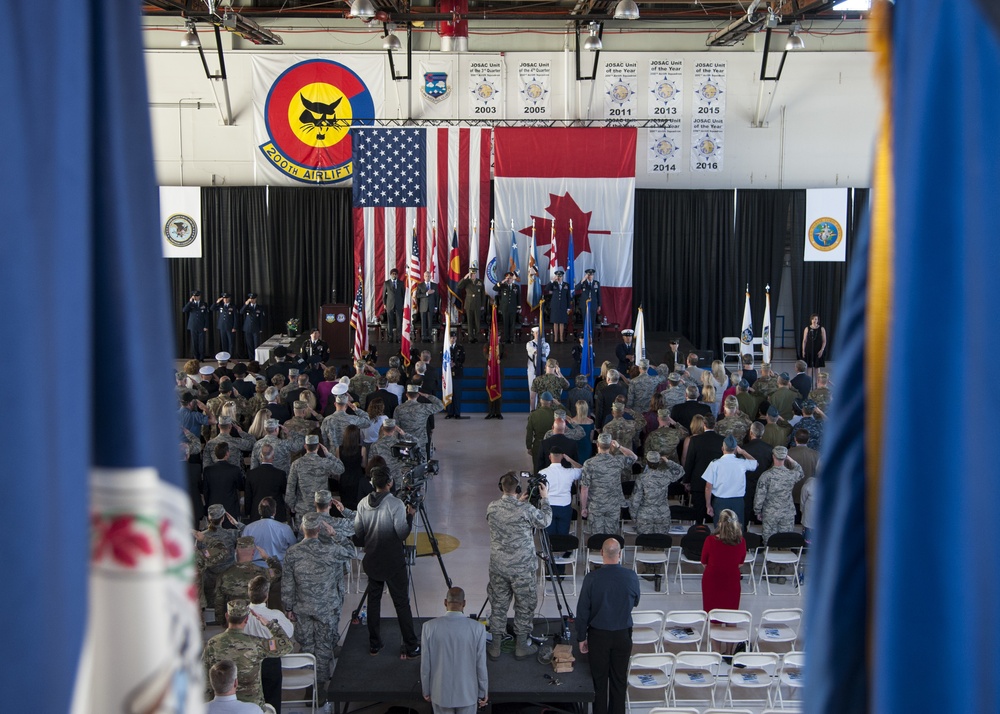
[493, 128, 636, 327]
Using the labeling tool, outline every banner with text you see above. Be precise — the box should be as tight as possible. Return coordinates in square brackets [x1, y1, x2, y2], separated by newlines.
[604, 60, 638, 120]
[466, 59, 504, 119]
[691, 60, 726, 172]
[417, 56, 460, 120]
[804, 188, 849, 262]
[647, 59, 684, 174]
[515, 59, 552, 120]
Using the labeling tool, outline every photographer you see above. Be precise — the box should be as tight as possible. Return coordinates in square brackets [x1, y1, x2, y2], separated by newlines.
[354, 466, 421, 658]
[486, 471, 552, 661]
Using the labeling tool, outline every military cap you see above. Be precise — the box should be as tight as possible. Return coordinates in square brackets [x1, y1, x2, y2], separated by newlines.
[331, 383, 349, 395]
[554, 269, 564, 276]
[638, 359, 649, 370]
[449, 330, 458, 337]
[215, 352, 231, 362]
[554, 409, 567, 420]
[314, 489, 333, 504]
[585, 268, 596, 275]
[207, 504, 226, 520]
[247, 292, 258, 299]
[236, 536, 255, 549]
[406, 384, 420, 393]
[383, 419, 397, 429]
[265, 419, 280, 429]
[738, 379, 750, 389]
[657, 408, 671, 419]
[646, 451, 661, 464]
[175, 371, 187, 381]
[219, 415, 234, 426]
[531, 326, 540, 334]
[293, 400, 307, 410]
[597, 433, 613, 446]
[611, 401, 624, 412]
[667, 372, 681, 382]
[191, 289, 202, 296]
[767, 406, 779, 418]
[199, 365, 216, 376]
[335, 394, 348, 404]
[301, 512, 322, 531]
[305, 434, 319, 445]
[273, 345, 288, 357]
[288, 368, 299, 377]
[761, 362, 771, 369]
[470, 262, 480, 270]
[540, 391, 554, 401]
[504, 271, 515, 277]
[575, 374, 590, 386]
[723, 434, 739, 450]
[779, 371, 790, 381]
[218, 378, 232, 392]
[802, 399, 816, 410]
[227, 599, 250, 619]
[621, 329, 634, 336]
[220, 291, 231, 298]
[668, 338, 679, 345]
[772, 445, 788, 460]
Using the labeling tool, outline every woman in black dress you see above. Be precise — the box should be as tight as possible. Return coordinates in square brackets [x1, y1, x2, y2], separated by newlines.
[336, 424, 367, 510]
[801, 314, 828, 381]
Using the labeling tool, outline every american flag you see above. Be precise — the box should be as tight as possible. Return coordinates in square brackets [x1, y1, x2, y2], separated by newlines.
[350, 266, 368, 362]
[352, 127, 492, 320]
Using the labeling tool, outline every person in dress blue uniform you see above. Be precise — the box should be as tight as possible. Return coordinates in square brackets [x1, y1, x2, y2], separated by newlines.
[183, 289, 211, 360]
[547, 270, 573, 343]
[240, 292, 265, 358]
[576, 269, 602, 330]
[213, 291, 239, 357]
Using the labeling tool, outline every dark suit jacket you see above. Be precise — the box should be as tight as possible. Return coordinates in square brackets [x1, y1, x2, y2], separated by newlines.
[383, 279, 405, 312]
[415, 282, 440, 314]
[683, 430, 726, 489]
[367, 388, 399, 418]
[202, 462, 244, 521]
[536, 433, 581, 472]
[245, 463, 288, 522]
[791, 373, 812, 399]
[663, 349, 683, 373]
[594, 382, 629, 428]
[670, 400, 712, 432]
[742, 368, 759, 388]
[265, 401, 291, 424]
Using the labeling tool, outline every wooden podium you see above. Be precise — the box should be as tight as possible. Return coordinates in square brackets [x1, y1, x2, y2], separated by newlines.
[319, 304, 352, 359]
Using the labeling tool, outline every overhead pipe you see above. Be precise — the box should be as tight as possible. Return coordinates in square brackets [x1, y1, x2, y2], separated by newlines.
[438, 0, 469, 52]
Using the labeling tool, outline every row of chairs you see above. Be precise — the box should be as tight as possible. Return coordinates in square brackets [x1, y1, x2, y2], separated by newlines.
[632, 608, 803, 656]
[628, 650, 805, 710]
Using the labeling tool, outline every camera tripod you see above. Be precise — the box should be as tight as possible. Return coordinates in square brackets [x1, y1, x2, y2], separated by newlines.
[535, 526, 575, 644]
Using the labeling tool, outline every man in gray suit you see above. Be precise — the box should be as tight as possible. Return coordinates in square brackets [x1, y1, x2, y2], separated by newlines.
[421, 587, 489, 714]
[415, 270, 440, 342]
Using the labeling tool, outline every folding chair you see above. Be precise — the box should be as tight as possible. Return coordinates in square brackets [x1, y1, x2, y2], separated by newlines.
[280, 652, 318, 713]
[633, 534, 673, 594]
[676, 525, 710, 594]
[721, 337, 741, 369]
[587, 533, 624, 573]
[631, 610, 667, 653]
[707, 609, 752, 655]
[761, 532, 805, 596]
[754, 608, 803, 654]
[626, 652, 675, 712]
[740, 532, 762, 596]
[670, 651, 722, 707]
[649, 709, 699, 714]
[724, 652, 780, 708]
[661, 610, 708, 653]
[776, 651, 806, 708]
[544, 533, 579, 597]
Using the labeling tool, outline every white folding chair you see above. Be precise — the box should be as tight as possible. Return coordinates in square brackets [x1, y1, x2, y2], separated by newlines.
[626, 653, 675, 712]
[761, 533, 804, 596]
[704, 709, 753, 714]
[721, 337, 741, 368]
[649, 709, 699, 714]
[661, 610, 708, 653]
[740, 532, 762, 596]
[724, 652, 780, 709]
[280, 652, 318, 713]
[587, 533, 623, 574]
[670, 651, 722, 707]
[675, 549, 704, 594]
[707, 609, 753, 655]
[544, 533, 580, 597]
[754, 608, 803, 654]
[633, 534, 673, 594]
[776, 651, 806, 708]
[631, 610, 667, 653]
[352, 545, 367, 593]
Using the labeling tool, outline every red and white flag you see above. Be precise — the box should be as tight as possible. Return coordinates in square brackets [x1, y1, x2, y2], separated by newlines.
[353, 127, 492, 319]
[494, 127, 636, 327]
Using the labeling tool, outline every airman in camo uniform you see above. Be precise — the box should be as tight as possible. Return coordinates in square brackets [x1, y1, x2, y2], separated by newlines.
[394, 385, 445, 456]
[603, 402, 640, 452]
[282, 512, 356, 698]
[250, 420, 304, 473]
[279, 370, 315, 402]
[716, 395, 753, 445]
[630, 451, 685, 534]
[203, 416, 256, 470]
[285, 435, 345, 520]
[754, 446, 804, 544]
[283, 400, 321, 440]
[658, 373, 688, 411]
[643, 408, 688, 463]
[321, 395, 373, 450]
[752, 363, 779, 401]
[531, 359, 571, 402]
[350, 360, 378, 405]
[487, 472, 552, 661]
[312, 489, 357, 605]
[808, 371, 832, 412]
[205, 379, 250, 436]
[199, 504, 244, 604]
[368, 420, 410, 483]
[580, 433, 637, 535]
[214, 536, 282, 625]
[202, 598, 293, 706]
[626, 359, 662, 411]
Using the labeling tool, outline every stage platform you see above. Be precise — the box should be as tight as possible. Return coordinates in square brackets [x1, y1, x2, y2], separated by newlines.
[329, 618, 594, 714]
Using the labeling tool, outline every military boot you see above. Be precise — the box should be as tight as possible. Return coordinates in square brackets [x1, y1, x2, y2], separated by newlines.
[514, 636, 538, 660]
[487, 636, 502, 660]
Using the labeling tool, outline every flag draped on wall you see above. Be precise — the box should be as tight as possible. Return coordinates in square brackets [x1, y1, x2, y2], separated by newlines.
[739, 287, 753, 358]
[3, 3, 200, 711]
[352, 127, 491, 319]
[806, 2, 1000, 712]
[350, 266, 368, 362]
[494, 127, 637, 327]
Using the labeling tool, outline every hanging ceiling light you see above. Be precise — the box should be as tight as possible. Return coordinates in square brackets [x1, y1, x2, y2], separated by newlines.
[583, 22, 602, 51]
[786, 23, 805, 50]
[350, 0, 377, 20]
[383, 24, 401, 51]
[613, 0, 640, 21]
[180, 20, 201, 48]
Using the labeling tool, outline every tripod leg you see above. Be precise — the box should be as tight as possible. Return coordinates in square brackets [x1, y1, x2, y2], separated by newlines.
[417, 503, 453, 588]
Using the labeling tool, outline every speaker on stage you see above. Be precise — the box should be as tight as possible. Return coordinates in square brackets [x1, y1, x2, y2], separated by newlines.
[320, 304, 352, 359]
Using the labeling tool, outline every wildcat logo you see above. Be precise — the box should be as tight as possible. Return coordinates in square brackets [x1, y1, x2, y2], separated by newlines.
[259, 59, 375, 184]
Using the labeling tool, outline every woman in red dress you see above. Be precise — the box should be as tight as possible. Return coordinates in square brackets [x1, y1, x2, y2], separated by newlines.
[700, 509, 747, 612]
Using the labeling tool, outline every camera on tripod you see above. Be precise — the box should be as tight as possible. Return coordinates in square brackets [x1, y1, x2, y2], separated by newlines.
[519, 471, 548, 504]
[392, 437, 439, 509]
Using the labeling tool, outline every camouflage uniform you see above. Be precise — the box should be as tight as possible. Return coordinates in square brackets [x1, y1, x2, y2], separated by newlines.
[716, 413, 753, 445]
[630, 461, 685, 534]
[199, 524, 243, 601]
[194, 536, 230, 609]
[604, 416, 640, 452]
[487, 495, 552, 640]
[808, 387, 832, 413]
[643, 425, 687, 463]
[214, 557, 282, 625]
[754, 463, 804, 544]
[246, 393, 268, 417]
[350, 374, 378, 405]
[286, 452, 346, 518]
[394, 395, 445, 453]
[182, 429, 203, 458]
[796, 416, 824, 451]
[282, 534, 356, 694]
[581, 452, 636, 534]
[250, 432, 304, 474]
[661, 385, 687, 411]
[283, 415, 318, 441]
[368, 434, 408, 483]
[280, 382, 315, 402]
[202, 619, 293, 706]
[203, 431, 256, 470]
[321, 410, 373, 451]
[205, 392, 250, 437]
[753, 375, 779, 401]
[543, 421, 586, 441]
[531, 373, 571, 402]
[627, 373, 662, 412]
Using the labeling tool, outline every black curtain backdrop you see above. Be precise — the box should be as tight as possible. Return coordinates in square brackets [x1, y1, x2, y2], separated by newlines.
[734, 189, 806, 350]
[789, 187, 869, 362]
[634, 189, 736, 354]
[169, 187, 271, 358]
[266, 187, 353, 337]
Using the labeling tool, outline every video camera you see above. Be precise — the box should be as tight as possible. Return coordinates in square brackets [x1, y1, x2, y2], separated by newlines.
[520, 471, 548, 505]
[392, 437, 439, 509]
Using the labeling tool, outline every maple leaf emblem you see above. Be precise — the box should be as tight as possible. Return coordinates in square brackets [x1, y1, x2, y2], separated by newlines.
[518, 193, 611, 264]
[92, 514, 154, 568]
